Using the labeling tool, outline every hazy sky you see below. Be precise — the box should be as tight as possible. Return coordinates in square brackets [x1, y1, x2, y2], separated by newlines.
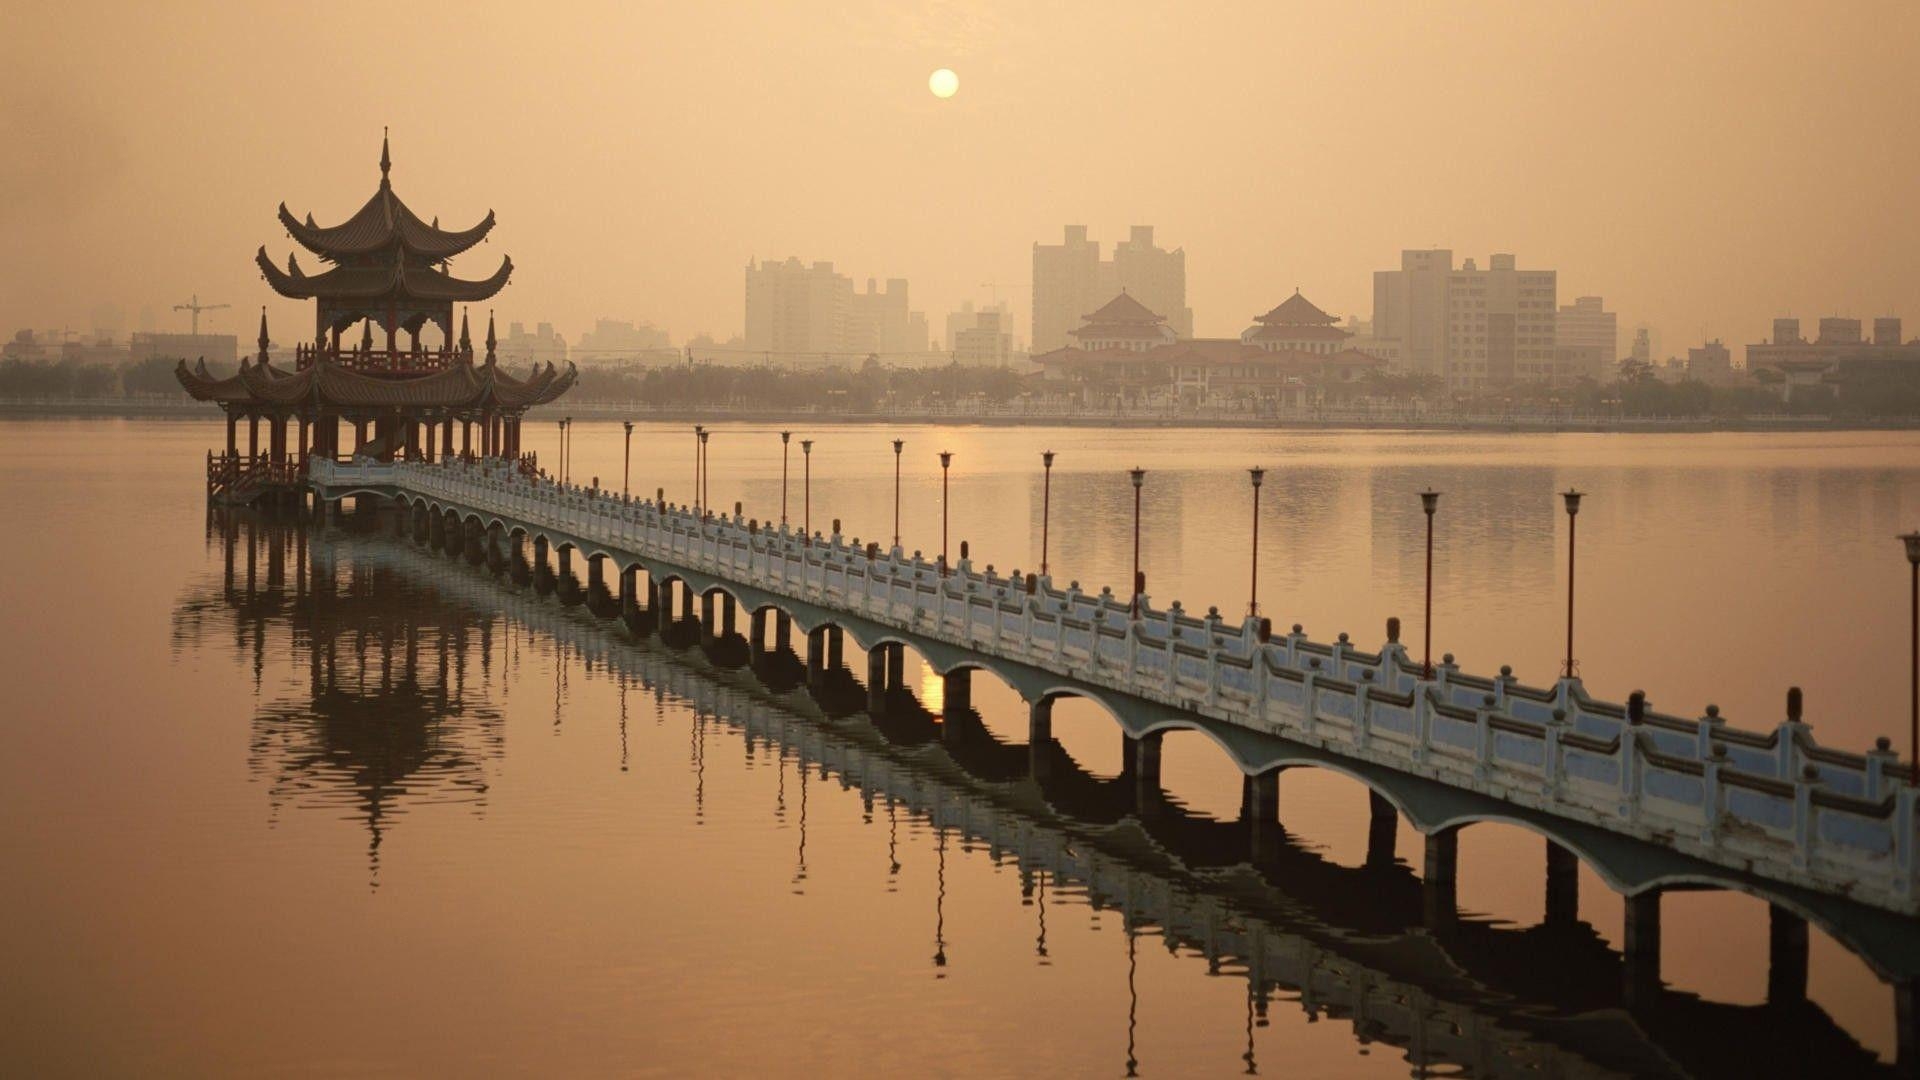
[4, 1, 1917, 356]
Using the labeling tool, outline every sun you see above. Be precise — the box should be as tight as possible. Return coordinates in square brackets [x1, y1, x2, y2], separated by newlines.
[928, 68, 959, 99]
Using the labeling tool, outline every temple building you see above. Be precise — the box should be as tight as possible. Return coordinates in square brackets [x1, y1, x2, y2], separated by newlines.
[178, 134, 575, 503]
[1035, 289, 1381, 408]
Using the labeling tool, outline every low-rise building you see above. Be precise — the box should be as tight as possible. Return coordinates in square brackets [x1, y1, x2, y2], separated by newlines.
[1747, 314, 1917, 401]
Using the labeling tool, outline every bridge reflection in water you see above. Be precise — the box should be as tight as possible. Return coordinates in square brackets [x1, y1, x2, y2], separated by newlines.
[182, 505, 1906, 1077]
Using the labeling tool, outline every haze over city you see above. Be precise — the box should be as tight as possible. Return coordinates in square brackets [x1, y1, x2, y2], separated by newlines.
[5, 1, 1917, 351]
[12, 3, 1920, 1076]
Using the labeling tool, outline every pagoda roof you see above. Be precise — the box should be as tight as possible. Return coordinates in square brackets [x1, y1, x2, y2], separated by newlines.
[1246, 323, 1352, 343]
[1080, 291, 1166, 325]
[278, 134, 497, 262]
[175, 355, 575, 411]
[1254, 291, 1339, 325]
[257, 247, 513, 304]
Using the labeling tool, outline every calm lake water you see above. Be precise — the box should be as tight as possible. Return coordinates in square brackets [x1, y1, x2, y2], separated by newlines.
[4, 418, 1919, 1076]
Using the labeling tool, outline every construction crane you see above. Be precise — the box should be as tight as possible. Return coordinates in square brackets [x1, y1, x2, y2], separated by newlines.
[172, 294, 230, 336]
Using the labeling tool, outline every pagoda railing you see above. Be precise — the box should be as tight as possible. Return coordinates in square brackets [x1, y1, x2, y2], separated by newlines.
[308, 457, 1920, 917]
[294, 343, 474, 375]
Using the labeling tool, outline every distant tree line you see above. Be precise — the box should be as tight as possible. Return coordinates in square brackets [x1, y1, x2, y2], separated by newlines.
[0, 356, 205, 399]
[569, 359, 1032, 411]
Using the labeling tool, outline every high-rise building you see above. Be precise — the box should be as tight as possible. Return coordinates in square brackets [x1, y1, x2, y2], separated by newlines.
[945, 300, 1012, 351]
[500, 321, 568, 366]
[744, 259, 927, 360]
[1747, 312, 1917, 400]
[845, 278, 929, 357]
[1372, 250, 1559, 389]
[1555, 296, 1618, 382]
[1031, 225, 1190, 353]
[744, 257, 852, 358]
[1686, 340, 1734, 384]
[952, 309, 1014, 366]
[574, 318, 672, 366]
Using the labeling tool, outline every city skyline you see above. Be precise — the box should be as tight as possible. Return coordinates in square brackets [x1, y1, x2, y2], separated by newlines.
[4, 3, 1917, 361]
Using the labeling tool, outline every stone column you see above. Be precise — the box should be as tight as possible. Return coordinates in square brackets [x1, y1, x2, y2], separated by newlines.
[1423, 829, 1459, 930]
[868, 647, 887, 714]
[1028, 698, 1054, 782]
[750, 608, 768, 654]
[722, 595, 737, 637]
[1366, 790, 1398, 869]
[1767, 904, 1808, 1008]
[1623, 891, 1662, 1010]
[1545, 841, 1580, 928]
[826, 626, 844, 670]
[775, 611, 792, 653]
[943, 667, 971, 715]
[1245, 769, 1280, 864]
[886, 642, 904, 687]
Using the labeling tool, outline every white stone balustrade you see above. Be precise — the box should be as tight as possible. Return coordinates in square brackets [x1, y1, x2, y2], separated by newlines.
[313, 456, 1920, 915]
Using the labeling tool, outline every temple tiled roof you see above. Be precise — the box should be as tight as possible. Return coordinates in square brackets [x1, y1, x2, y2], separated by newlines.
[277, 134, 496, 263]
[1254, 290, 1339, 325]
[1247, 323, 1351, 342]
[257, 248, 513, 303]
[175, 355, 575, 411]
[1080, 291, 1166, 325]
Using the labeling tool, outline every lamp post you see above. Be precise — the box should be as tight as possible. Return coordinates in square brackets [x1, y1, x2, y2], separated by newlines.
[1561, 488, 1584, 679]
[1041, 450, 1055, 578]
[555, 418, 565, 483]
[622, 420, 634, 499]
[698, 422, 714, 515]
[780, 431, 791, 526]
[939, 450, 953, 575]
[699, 428, 711, 515]
[1420, 489, 1441, 677]
[1248, 467, 1265, 618]
[1129, 467, 1146, 617]
[1903, 532, 1920, 777]
[801, 439, 813, 541]
[892, 438, 904, 549]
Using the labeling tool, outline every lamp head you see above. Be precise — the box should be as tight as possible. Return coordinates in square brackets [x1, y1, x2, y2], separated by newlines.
[892, 438, 903, 453]
[1042, 450, 1055, 467]
[1421, 488, 1441, 515]
[781, 431, 791, 444]
[801, 439, 813, 453]
[1902, 531, 1920, 565]
[1249, 466, 1265, 488]
[1561, 488, 1584, 516]
[622, 420, 633, 434]
[939, 450, 952, 468]
[1129, 467, 1146, 489]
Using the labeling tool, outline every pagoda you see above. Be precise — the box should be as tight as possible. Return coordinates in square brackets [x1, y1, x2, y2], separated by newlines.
[1240, 290, 1352, 354]
[178, 133, 575, 503]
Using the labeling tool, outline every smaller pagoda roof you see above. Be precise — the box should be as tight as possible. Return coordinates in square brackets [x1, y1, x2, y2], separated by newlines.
[257, 248, 513, 304]
[1254, 290, 1339, 326]
[1080, 291, 1166, 325]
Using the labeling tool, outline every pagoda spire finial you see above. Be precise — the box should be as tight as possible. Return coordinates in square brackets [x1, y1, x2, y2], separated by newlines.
[459, 307, 472, 354]
[380, 126, 391, 183]
[485, 309, 497, 362]
[257, 306, 269, 360]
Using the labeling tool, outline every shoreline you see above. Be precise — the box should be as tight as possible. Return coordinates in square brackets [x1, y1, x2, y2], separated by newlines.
[2, 398, 1914, 433]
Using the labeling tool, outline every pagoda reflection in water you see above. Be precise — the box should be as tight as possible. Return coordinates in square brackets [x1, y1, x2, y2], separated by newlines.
[175, 508, 503, 887]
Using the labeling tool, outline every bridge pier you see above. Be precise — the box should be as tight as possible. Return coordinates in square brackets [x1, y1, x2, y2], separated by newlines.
[887, 643, 904, 687]
[749, 608, 767, 659]
[1028, 698, 1054, 781]
[826, 625, 844, 670]
[557, 545, 572, 581]
[1623, 890, 1662, 1010]
[1899, 981, 1919, 1075]
[774, 611, 791, 653]
[1766, 904, 1808, 1008]
[1545, 840, 1580, 927]
[620, 568, 638, 621]
[867, 647, 887, 714]
[1125, 731, 1163, 786]
[1366, 791, 1398, 869]
[1245, 769, 1280, 864]
[943, 667, 971, 715]
[722, 595, 736, 638]
[700, 592, 716, 646]
[588, 556, 604, 594]
[1422, 829, 1459, 930]
[806, 627, 825, 687]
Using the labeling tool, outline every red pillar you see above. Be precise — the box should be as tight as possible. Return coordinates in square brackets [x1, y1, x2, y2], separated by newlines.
[248, 413, 259, 463]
